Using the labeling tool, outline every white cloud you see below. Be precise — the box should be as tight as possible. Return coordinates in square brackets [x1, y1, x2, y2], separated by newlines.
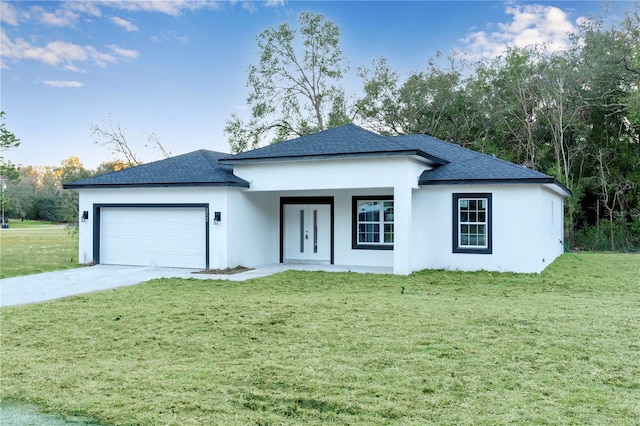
[0, 0, 215, 36]
[64, 1, 102, 17]
[4, 0, 275, 30]
[458, 4, 580, 60]
[110, 16, 139, 32]
[148, 32, 189, 45]
[63, 63, 82, 72]
[0, 29, 139, 70]
[30, 5, 79, 27]
[232, 0, 285, 13]
[95, 0, 221, 17]
[460, 31, 507, 60]
[107, 45, 140, 60]
[2, 0, 277, 71]
[1, 2, 20, 26]
[42, 80, 84, 88]
[242, 2, 258, 13]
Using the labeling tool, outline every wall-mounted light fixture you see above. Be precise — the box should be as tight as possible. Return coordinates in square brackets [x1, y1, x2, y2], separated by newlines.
[213, 211, 221, 224]
[81, 211, 89, 222]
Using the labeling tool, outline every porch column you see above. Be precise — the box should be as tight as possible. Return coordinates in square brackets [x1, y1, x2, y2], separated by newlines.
[393, 184, 412, 275]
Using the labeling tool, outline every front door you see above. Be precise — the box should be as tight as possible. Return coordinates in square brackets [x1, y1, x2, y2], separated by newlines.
[284, 204, 331, 263]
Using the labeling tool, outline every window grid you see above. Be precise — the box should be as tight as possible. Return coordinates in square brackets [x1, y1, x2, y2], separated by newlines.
[357, 199, 394, 246]
[458, 198, 487, 248]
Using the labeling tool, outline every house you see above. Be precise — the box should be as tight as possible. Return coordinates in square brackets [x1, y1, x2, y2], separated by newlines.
[64, 124, 570, 274]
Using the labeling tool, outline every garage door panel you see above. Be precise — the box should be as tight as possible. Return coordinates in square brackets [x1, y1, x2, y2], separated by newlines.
[100, 207, 207, 269]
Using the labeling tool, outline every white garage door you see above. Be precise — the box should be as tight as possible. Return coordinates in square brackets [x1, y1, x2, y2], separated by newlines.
[100, 207, 207, 269]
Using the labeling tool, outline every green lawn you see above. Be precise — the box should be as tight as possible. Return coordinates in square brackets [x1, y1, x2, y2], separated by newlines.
[1, 253, 639, 425]
[2, 219, 64, 229]
[0, 226, 80, 278]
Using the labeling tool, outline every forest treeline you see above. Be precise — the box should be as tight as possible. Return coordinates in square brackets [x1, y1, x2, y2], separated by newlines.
[0, 157, 127, 224]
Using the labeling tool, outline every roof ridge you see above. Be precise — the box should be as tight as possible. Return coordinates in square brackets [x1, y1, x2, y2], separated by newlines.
[194, 148, 233, 157]
[223, 123, 446, 164]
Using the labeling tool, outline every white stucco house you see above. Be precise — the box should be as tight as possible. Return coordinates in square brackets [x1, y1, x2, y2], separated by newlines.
[64, 124, 570, 274]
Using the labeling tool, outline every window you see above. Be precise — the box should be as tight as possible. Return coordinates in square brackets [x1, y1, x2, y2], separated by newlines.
[453, 193, 492, 254]
[352, 196, 393, 250]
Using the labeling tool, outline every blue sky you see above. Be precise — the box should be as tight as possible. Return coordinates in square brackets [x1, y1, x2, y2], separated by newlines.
[0, 0, 630, 169]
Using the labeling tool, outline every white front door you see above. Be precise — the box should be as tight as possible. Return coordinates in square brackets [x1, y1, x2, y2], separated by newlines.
[284, 204, 331, 263]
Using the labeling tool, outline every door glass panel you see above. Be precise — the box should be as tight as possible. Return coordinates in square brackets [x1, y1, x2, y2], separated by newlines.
[313, 209, 318, 253]
[299, 209, 304, 253]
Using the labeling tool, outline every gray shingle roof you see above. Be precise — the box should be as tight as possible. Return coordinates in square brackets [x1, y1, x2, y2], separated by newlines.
[219, 123, 448, 165]
[222, 125, 566, 191]
[63, 150, 249, 189]
[419, 155, 557, 184]
[392, 134, 478, 163]
[63, 124, 568, 194]
[392, 134, 562, 186]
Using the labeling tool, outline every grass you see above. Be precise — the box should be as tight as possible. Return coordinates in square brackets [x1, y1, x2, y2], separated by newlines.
[0, 226, 79, 278]
[1, 253, 639, 425]
[2, 219, 64, 229]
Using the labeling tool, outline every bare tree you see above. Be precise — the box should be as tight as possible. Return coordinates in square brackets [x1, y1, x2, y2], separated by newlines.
[92, 115, 171, 166]
[146, 132, 172, 158]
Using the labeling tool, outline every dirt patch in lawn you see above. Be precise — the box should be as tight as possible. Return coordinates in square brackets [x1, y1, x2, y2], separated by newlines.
[192, 266, 253, 275]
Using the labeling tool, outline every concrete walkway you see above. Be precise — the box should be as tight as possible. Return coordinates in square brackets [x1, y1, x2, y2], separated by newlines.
[0, 401, 101, 426]
[0, 264, 392, 307]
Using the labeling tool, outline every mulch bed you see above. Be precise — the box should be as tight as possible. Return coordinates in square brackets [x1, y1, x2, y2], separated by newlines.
[192, 266, 253, 275]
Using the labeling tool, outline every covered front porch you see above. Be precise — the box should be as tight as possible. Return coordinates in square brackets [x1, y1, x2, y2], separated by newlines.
[233, 184, 418, 275]
[228, 155, 426, 275]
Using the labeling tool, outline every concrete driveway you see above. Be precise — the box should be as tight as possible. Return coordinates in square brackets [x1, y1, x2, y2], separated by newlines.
[0, 265, 200, 307]
[0, 265, 299, 307]
[0, 263, 392, 308]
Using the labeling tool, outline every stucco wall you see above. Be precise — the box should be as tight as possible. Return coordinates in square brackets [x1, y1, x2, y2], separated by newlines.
[75, 187, 234, 269]
[233, 159, 566, 273]
[415, 184, 565, 273]
[233, 157, 426, 273]
[233, 156, 427, 192]
[333, 190, 394, 268]
[226, 190, 279, 268]
[75, 160, 566, 274]
[257, 188, 395, 269]
[540, 186, 566, 265]
[410, 187, 431, 272]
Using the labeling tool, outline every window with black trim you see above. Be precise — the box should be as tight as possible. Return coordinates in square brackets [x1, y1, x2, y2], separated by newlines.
[352, 196, 394, 250]
[453, 193, 492, 254]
